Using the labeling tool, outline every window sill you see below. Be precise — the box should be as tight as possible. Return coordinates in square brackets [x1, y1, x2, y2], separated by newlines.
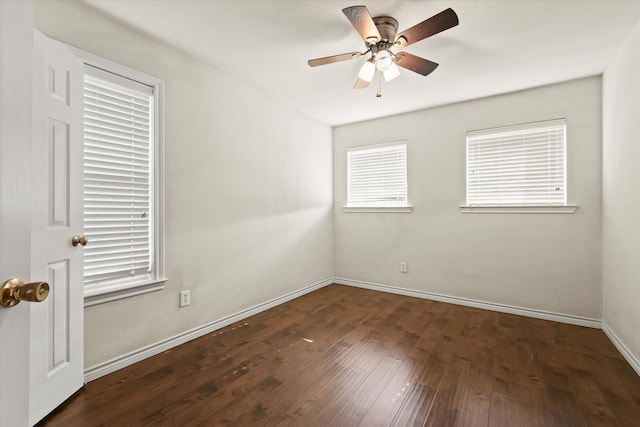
[459, 204, 578, 214]
[343, 206, 413, 213]
[84, 277, 168, 307]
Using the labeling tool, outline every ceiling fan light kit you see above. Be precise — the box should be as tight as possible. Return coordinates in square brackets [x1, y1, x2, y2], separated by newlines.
[308, 5, 459, 97]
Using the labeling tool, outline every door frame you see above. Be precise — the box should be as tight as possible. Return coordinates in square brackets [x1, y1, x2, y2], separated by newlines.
[0, 1, 34, 426]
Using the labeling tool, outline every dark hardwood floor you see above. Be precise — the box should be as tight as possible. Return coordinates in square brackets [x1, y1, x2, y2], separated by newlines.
[38, 284, 640, 426]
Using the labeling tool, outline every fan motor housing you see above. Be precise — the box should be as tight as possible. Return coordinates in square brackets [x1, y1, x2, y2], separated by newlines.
[372, 16, 399, 42]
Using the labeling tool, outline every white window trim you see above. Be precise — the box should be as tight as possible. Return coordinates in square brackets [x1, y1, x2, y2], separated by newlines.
[459, 204, 578, 214]
[65, 44, 167, 306]
[344, 140, 412, 213]
[343, 206, 413, 213]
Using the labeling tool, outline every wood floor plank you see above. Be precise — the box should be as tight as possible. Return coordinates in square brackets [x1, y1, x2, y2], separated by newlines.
[454, 383, 490, 427]
[323, 356, 402, 427]
[37, 284, 640, 427]
[488, 392, 526, 427]
[389, 380, 437, 427]
[424, 356, 470, 427]
[356, 359, 422, 427]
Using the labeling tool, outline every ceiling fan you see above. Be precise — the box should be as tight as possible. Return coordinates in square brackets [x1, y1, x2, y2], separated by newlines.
[308, 5, 459, 96]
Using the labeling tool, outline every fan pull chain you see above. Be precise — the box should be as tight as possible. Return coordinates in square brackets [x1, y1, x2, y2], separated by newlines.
[376, 70, 382, 98]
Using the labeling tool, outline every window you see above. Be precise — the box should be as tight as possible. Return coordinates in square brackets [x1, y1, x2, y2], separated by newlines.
[346, 141, 410, 211]
[82, 64, 165, 305]
[465, 119, 569, 209]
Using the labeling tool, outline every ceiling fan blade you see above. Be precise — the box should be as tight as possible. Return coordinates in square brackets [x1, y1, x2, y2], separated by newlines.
[394, 52, 439, 76]
[308, 52, 363, 67]
[353, 78, 370, 90]
[343, 5, 381, 44]
[395, 8, 459, 47]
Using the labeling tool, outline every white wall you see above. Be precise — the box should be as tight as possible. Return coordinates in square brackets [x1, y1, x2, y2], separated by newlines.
[0, 1, 33, 425]
[334, 77, 602, 319]
[603, 19, 640, 368]
[35, 0, 333, 369]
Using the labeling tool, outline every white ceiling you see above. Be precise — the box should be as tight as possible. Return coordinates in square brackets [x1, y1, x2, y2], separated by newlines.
[83, 0, 640, 126]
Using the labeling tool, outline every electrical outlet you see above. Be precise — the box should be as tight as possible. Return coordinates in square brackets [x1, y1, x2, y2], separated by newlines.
[400, 262, 408, 273]
[179, 290, 190, 307]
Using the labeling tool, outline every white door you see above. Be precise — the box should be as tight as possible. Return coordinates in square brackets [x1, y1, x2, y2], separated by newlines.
[29, 30, 85, 425]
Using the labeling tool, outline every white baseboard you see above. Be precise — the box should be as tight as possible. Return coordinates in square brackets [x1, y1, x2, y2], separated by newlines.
[333, 277, 602, 329]
[84, 277, 334, 382]
[602, 322, 640, 376]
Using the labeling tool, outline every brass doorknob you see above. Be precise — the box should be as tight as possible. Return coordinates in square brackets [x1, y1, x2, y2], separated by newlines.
[0, 277, 50, 308]
[71, 235, 88, 247]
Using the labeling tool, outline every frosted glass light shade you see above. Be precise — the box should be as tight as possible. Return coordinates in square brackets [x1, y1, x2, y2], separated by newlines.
[358, 60, 375, 82]
[375, 50, 393, 72]
[383, 62, 400, 81]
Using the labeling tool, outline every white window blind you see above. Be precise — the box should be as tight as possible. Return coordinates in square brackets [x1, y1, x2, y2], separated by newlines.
[466, 119, 566, 206]
[83, 66, 154, 286]
[347, 142, 408, 207]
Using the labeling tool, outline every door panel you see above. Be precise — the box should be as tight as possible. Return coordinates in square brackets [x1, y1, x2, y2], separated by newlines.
[48, 259, 70, 372]
[49, 118, 70, 226]
[30, 30, 84, 426]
